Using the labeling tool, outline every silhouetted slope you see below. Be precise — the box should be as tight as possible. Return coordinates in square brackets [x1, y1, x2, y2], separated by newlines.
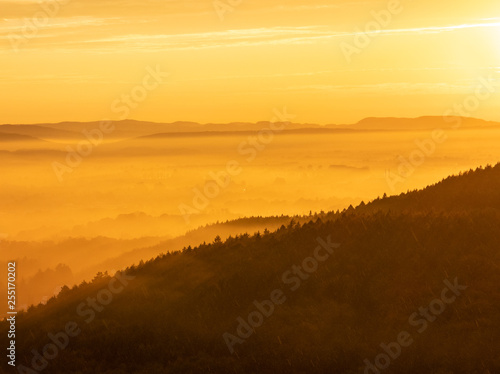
[83, 215, 295, 279]
[360, 163, 500, 214]
[2, 165, 500, 374]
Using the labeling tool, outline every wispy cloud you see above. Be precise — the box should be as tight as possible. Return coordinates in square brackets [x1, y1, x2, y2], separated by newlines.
[363, 21, 500, 36]
[2, 19, 499, 52]
[0, 16, 116, 34]
[271, 82, 480, 94]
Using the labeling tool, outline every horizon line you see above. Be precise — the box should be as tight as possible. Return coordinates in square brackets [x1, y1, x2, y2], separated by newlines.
[1, 115, 497, 127]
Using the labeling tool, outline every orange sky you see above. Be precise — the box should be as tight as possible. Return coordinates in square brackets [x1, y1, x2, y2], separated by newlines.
[1, 0, 499, 124]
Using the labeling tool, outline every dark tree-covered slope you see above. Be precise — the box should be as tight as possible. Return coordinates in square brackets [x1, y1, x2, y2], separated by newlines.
[2, 165, 500, 374]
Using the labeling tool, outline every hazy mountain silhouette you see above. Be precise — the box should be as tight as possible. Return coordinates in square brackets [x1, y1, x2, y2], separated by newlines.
[0, 133, 42, 142]
[328, 116, 499, 131]
[3, 164, 500, 373]
[2, 117, 497, 141]
[1, 216, 296, 312]
[0, 125, 78, 140]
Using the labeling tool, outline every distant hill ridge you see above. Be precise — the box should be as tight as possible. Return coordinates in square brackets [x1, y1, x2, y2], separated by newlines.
[0, 116, 498, 141]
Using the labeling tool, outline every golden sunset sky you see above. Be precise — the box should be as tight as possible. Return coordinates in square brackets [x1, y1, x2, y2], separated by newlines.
[1, 0, 499, 124]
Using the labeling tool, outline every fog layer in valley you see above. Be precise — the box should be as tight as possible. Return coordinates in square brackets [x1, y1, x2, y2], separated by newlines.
[1, 116, 498, 311]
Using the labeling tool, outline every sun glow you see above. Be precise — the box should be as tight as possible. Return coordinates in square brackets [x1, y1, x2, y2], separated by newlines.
[0, 0, 499, 124]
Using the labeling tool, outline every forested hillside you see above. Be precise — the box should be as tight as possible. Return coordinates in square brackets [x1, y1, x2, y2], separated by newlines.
[363, 164, 500, 213]
[2, 165, 500, 374]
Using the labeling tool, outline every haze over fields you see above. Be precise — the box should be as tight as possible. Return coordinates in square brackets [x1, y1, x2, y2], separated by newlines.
[2, 116, 500, 242]
[3, 163, 500, 373]
[1, 116, 500, 311]
[1, 0, 500, 372]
